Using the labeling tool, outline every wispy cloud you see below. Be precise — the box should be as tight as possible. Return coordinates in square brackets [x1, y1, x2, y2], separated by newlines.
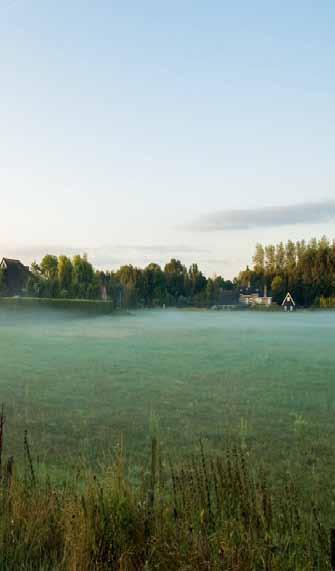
[186, 200, 335, 232]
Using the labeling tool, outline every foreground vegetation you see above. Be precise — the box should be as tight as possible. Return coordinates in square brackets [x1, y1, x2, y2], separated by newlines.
[0, 431, 333, 570]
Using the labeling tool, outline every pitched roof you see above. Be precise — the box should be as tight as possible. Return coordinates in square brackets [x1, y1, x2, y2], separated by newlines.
[1, 258, 29, 271]
[1, 258, 24, 267]
[282, 292, 295, 306]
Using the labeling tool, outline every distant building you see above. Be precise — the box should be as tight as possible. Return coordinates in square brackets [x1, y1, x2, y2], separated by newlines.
[239, 284, 272, 307]
[239, 292, 260, 305]
[210, 289, 240, 310]
[282, 292, 295, 311]
[0, 258, 30, 295]
[219, 289, 240, 306]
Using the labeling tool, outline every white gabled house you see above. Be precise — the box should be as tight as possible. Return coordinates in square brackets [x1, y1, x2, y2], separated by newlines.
[282, 292, 296, 311]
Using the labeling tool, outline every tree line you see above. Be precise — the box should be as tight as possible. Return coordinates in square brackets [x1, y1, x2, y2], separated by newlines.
[237, 236, 335, 306]
[17, 254, 234, 308]
[1, 237, 335, 307]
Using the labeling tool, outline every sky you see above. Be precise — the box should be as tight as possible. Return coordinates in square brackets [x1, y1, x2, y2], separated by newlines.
[1, 0, 335, 278]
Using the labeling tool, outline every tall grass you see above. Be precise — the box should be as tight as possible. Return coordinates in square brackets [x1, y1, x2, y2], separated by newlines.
[0, 430, 331, 570]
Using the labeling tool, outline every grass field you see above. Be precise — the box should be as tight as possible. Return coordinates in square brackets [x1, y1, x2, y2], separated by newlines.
[0, 303, 335, 504]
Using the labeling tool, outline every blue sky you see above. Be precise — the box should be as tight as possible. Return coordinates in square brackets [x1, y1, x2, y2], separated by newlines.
[1, 1, 334, 277]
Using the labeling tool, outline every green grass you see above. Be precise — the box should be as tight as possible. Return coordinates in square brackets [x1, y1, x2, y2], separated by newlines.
[0, 441, 331, 570]
[0, 305, 335, 513]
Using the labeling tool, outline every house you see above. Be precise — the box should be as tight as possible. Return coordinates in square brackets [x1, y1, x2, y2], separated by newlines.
[219, 289, 240, 306]
[239, 292, 260, 305]
[210, 289, 240, 310]
[239, 285, 272, 307]
[0, 258, 30, 295]
[282, 292, 295, 311]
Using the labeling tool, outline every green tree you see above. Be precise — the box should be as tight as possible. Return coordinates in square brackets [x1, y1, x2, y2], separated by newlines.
[237, 266, 252, 289]
[40, 255, 58, 280]
[206, 278, 215, 305]
[271, 275, 285, 302]
[30, 261, 41, 275]
[275, 242, 285, 274]
[252, 244, 265, 274]
[265, 245, 276, 278]
[72, 254, 95, 299]
[188, 264, 207, 298]
[164, 259, 187, 301]
[285, 241, 297, 275]
[116, 265, 143, 307]
[142, 263, 166, 306]
[58, 256, 73, 297]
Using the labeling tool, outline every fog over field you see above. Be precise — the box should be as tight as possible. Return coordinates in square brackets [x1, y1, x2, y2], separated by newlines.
[0, 305, 334, 493]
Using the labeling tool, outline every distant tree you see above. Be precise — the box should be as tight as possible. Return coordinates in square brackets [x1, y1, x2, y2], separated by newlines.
[188, 264, 207, 298]
[271, 276, 285, 303]
[20, 238, 335, 308]
[265, 245, 276, 279]
[58, 256, 73, 297]
[285, 241, 297, 275]
[237, 266, 252, 289]
[116, 265, 143, 307]
[206, 278, 215, 305]
[40, 255, 58, 280]
[142, 263, 166, 306]
[253, 244, 265, 275]
[164, 259, 187, 301]
[275, 242, 285, 274]
[295, 240, 306, 266]
[30, 261, 41, 275]
[72, 254, 95, 299]
[104, 271, 123, 306]
[246, 237, 335, 307]
[26, 274, 44, 297]
[86, 275, 101, 300]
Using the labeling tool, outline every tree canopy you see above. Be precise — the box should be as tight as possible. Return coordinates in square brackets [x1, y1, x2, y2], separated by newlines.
[22, 255, 233, 308]
[237, 237, 335, 306]
[3, 236, 335, 308]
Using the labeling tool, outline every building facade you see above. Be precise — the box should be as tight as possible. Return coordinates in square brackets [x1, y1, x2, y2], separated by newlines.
[0, 258, 30, 296]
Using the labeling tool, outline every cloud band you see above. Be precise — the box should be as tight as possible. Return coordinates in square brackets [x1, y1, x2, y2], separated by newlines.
[187, 200, 335, 231]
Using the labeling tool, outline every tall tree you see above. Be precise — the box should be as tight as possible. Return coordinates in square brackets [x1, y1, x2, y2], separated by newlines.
[142, 263, 166, 306]
[58, 256, 73, 296]
[275, 242, 285, 274]
[72, 254, 95, 298]
[252, 244, 265, 274]
[40, 255, 58, 280]
[265, 245, 276, 278]
[164, 259, 187, 301]
[188, 264, 206, 297]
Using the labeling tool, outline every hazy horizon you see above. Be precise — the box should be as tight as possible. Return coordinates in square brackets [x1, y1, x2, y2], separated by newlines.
[1, 1, 335, 278]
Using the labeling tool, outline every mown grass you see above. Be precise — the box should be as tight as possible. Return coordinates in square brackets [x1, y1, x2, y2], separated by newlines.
[0, 433, 332, 570]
